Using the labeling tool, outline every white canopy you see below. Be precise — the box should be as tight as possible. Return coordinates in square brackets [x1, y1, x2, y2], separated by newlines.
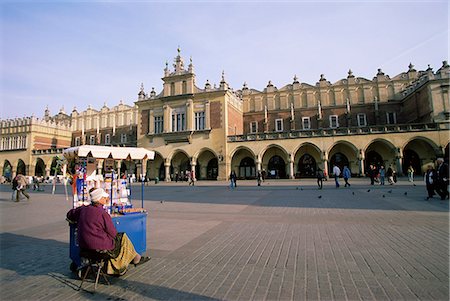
[63, 145, 155, 160]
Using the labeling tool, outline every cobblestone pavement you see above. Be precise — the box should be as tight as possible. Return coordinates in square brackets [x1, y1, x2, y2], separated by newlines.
[0, 178, 448, 300]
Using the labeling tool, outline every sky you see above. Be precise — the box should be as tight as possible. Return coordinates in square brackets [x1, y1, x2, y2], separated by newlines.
[0, 0, 448, 120]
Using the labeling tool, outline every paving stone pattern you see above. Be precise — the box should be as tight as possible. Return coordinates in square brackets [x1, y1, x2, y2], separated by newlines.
[0, 179, 448, 300]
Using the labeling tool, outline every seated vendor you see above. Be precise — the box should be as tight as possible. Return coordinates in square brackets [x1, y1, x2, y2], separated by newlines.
[67, 187, 150, 276]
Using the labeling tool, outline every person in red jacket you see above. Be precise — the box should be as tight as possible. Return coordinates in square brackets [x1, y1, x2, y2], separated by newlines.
[67, 188, 149, 275]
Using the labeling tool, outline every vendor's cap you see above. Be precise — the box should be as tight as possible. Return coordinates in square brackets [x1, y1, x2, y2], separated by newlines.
[90, 188, 109, 202]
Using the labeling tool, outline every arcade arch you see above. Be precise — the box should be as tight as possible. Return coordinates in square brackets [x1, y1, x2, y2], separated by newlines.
[328, 142, 358, 175]
[3, 160, 12, 180]
[17, 159, 26, 175]
[294, 143, 322, 178]
[171, 151, 190, 181]
[35, 158, 46, 177]
[364, 139, 397, 172]
[196, 149, 218, 180]
[261, 145, 289, 179]
[230, 147, 256, 179]
[403, 138, 438, 175]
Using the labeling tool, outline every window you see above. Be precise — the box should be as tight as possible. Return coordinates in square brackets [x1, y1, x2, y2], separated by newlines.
[89, 135, 95, 145]
[154, 116, 163, 134]
[386, 112, 396, 124]
[105, 134, 111, 145]
[195, 112, 205, 130]
[329, 115, 339, 128]
[12, 136, 18, 149]
[275, 118, 283, 132]
[357, 113, 367, 127]
[171, 110, 186, 132]
[75, 137, 81, 146]
[120, 133, 127, 143]
[250, 121, 258, 133]
[302, 117, 311, 130]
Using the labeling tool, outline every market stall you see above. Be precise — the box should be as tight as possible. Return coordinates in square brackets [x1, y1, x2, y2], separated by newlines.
[63, 145, 155, 269]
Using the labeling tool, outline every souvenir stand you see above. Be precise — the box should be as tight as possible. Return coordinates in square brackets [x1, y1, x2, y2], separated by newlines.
[63, 145, 155, 269]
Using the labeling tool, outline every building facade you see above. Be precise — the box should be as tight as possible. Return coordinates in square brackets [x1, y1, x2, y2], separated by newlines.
[1, 50, 449, 182]
[136, 50, 449, 181]
[0, 107, 72, 180]
[0, 102, 137, 180]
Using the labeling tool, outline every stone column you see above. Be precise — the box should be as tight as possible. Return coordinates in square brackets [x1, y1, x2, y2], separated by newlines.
[164, 158, 171, 182]
[322, 150, 329, 179]
[396, 148, 403, 176]
[289, 153, 295, 179]
[255, 156, 261, 173]
[45, 167, 51, 178]
[358, 149, 365, 176]
[190, 157, 197, 180]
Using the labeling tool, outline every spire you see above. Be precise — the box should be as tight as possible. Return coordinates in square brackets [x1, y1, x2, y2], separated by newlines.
[347, 69, 354, 78]
[242, 81, 248, 90]
[293, 75, 299, 84]
[319, 74, 326, 81]
[377, 68, 384, 76]
[174, 47, 184, 73]
[164, 61, 170, 77]
[138, 83, 145, 100]
[408, 62, 416, 72]
[188, 56, 194, 73]
[220, 70, 228, 90]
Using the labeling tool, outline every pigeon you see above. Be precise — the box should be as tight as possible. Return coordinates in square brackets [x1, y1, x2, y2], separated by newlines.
[404, 192, 407, 196]
[301, 188, 303, 191]
[367, 189, 371, 192]
[160, 200, 164, 204]
[382, 195, 385, 198]
[296, 187, 299, 190]
[318, 196, 322, 199]
[388, 190, 392, 193]
[352, 192, 355, 195]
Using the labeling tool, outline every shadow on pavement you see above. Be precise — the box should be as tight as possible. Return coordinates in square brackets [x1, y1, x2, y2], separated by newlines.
[0, 233, 219, 300]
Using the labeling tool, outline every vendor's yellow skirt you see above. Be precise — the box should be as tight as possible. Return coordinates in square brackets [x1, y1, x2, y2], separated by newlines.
[105, 233, 137, 275]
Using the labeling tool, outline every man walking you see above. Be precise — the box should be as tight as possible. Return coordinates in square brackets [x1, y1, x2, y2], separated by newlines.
[435, 158, 449, 201]
[14, 173, 30, 202]
[343, 165, 351, 187]
[333, 164, 341, 188]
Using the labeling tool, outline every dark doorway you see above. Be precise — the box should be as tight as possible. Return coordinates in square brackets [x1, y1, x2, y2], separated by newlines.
[403, 149, 421, 175]
[297, 154, 317, 178]
[268, 155, 286, 179]
[365, 151, 383, 171]
[330, 152, 349, 173]
[206, 158, 218, 180]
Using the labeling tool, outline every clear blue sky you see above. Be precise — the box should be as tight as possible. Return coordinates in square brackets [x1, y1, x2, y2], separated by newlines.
[0, 0, 448, 120]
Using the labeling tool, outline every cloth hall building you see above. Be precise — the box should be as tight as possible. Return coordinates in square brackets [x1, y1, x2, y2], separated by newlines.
[1, 50, 449, 181]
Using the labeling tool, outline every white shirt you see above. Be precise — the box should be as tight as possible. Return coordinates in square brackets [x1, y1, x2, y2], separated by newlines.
[333, 166, 341, 176]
